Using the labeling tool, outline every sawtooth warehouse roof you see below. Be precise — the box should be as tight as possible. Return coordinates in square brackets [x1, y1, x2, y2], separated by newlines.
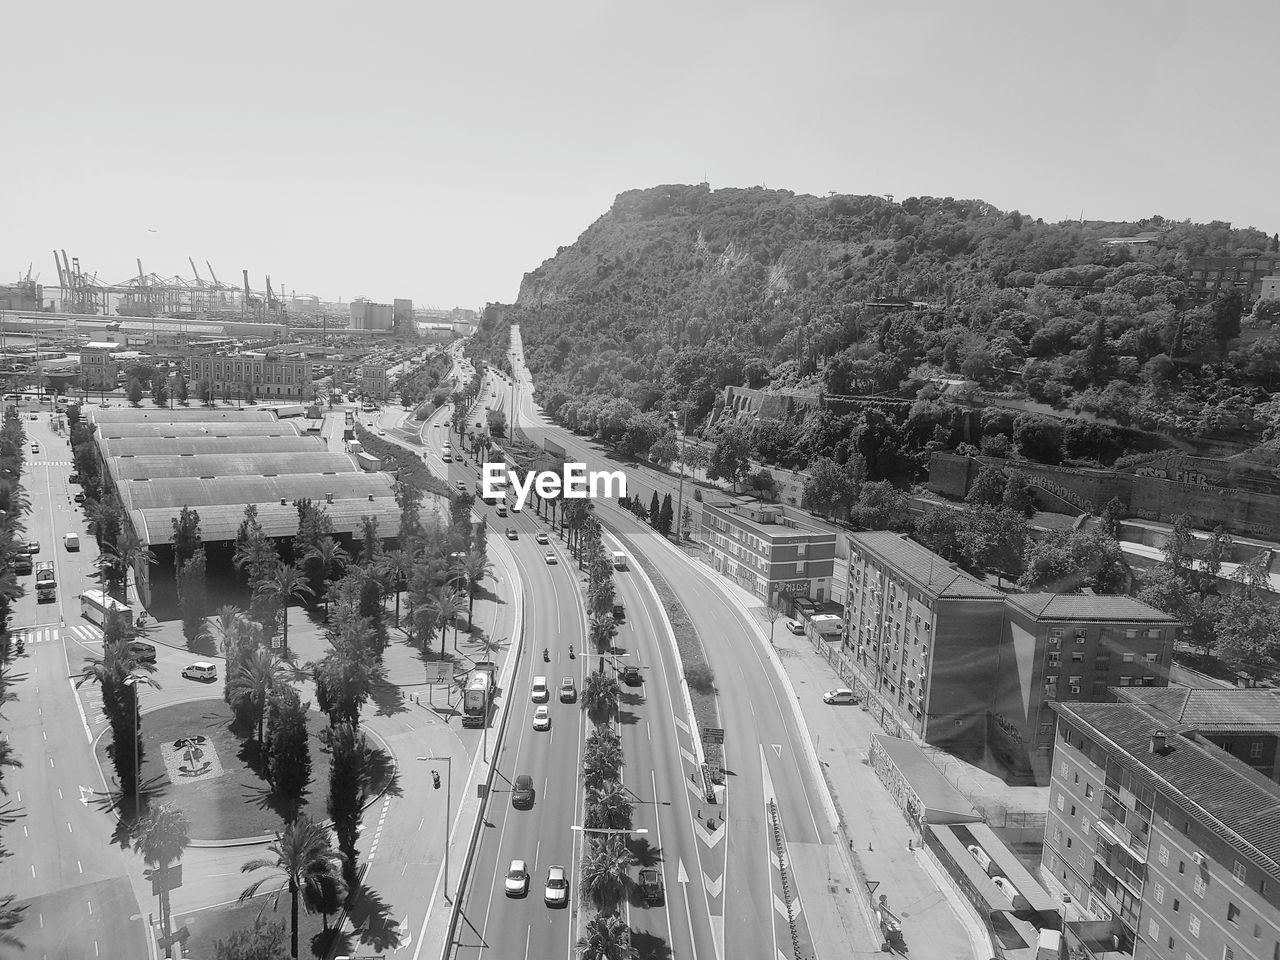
[89, 408, 401, 547]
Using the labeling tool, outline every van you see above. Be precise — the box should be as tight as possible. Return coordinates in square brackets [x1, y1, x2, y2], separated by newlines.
[181, 662, 217, 682]
[64, 533, 79, 551]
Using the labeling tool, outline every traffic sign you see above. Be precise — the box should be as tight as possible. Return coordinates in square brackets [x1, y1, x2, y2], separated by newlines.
[423, 662, 452, 684]
[145, 864, 182, 896]
[701, 726, 724, 744]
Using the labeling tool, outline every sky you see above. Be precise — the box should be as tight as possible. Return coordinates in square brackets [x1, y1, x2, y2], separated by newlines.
[3, 0, 1277, 310]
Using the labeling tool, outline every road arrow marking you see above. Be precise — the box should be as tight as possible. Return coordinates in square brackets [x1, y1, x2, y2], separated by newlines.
[78, 785, 94, 806]
[677, 860, 701, 960]
[677, 859, 689, 884]
[772, 743, 781, 757]
[774, 895, 790, 918]
[702, 872, 722, 898]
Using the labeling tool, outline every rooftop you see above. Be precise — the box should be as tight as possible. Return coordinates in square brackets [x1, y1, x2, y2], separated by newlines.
[848, 531, 1003, 600]
[1005, 593, 1177, 623]
[1055, 701, 1280, 879]
[1115, 687, 1280, 732]
[705, 498, 838, 539]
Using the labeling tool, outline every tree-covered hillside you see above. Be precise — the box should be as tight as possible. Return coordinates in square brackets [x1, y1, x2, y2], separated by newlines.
[485, 183, 1280, 481]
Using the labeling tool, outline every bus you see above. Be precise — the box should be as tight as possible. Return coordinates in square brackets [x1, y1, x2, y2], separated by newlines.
[474, 479, 502, 506]
[80, 589, 132, 628]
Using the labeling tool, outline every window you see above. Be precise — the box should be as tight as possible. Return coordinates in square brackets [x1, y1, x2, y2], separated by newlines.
[1153, 881, 1164, 903]
[1233, 861, 1246, 884]
[1122, 652, 1136, 662]
[1194, 874, 1206, 897]
[1082, 817, 1090, 835]
[1250, 742, 1265, 760]
[1189, 915, 1200, 938]
[1159, 846, 1170, 867]
[1148, 919, 1160, 940]
[1085, 784, 1094, 799]
[1070, 685, 1081, 694]
[1048, 653, 1061, 666]
[1228, 903, 1241, 924]
[1071, 651, 1084, 662]
[1057, 795, 1064, 811]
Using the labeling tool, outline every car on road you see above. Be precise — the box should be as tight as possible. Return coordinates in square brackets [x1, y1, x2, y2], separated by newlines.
[69, 473, 80, 484]
[535, 532, 549, 544]
[455, 480, 467, 491]
[511, 774, 535, 809]
[531, 676, 548, 702]
[128, 642, 157, 664]
[823, 688, 857, 705]
[786, 620, 806, 636]
[544, 865, 568, 907]
[27, 414, 35, 421]
[99, 402, 110, 408]
[505, 859, 529, 897]
[442, 453, 452, 463]
[532, 705, 550, 730]
[74, 491, 86, 504]
[29, 444, 38, 455]
[505, 528, 518, 540]
[621, 665, 642, 686]
[639, 867, 665, 904]
[496, 504, 507, 517]
[181, 662, 218, 682]
[559, 677, 576, 703]
[543, 550, 557, 564]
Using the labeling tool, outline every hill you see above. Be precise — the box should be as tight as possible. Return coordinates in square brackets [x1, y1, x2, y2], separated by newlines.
[475, 183, 1280, 484]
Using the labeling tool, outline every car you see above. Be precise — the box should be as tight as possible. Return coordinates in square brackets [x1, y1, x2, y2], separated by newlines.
[543, 550, 557, 564]
[74, 491, 86, 504]
[99, 402, 110, 408]
[786, 620, 806, 636]
[29, 445, 39, 455]
[455, 480, 467, 491]
[181, 662, 218, 682]
[559, 677, 576, 703]
[639, 867, 665, 904]
[442, 440, 451, 450]
[511, 774, 535, 809]
[505, 528, 518, 540]
[533, 705, 550, 730]
[504, 859, 529, 897]
[128, 641, 157, 664]
[496, 505, 507, 517]
[25, 540, 38, 554]
[69, 473, 80, 484]
[531, 676, 549, 703]
[442, 453, 452, 463]
[535, 532, 549, 544]
[621, 665, 642, 686]
[544, 865, 568, 907]
[823, 688, 857, 705]
[27, 414, 35, 421]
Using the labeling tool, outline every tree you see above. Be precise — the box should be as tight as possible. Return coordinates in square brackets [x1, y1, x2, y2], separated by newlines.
[706, 426, 753, 492]
[958, 506, 1027, 583]
[305, 537, 350, 614]
[486, 408, 507, 437]
[1013, 414, 1063, 464]
[255, 564, 314, 659]
[1211, 290, 1244, 356]
[801, 456, 861, 520]
[912, 508, 964, 563]
[1201, 525, 1234, 579]
[1161, 515, 1197, 580]
[0, 895, 26, 951]
[1000, 471, 1037, 516]
[1020, 527, 1129, 594]
[214, 916, 291, 960]
[760, 594, 787, 644]
[658, 493, 674, 535]
[126, 377, 144, 405]
[323, 721, 375, 887]
[151, 379, 169, 407]
[582, 672, 620, 726]
[1098, 497, 1125, 540]
[583, 729, 623, 789]
[175, 376, 189, 406]
[585, 779, 634, 831]
[680, 504, 694, 541]
[311, 637, 386, 727]
[965, 463, 1007, 507]
[847, 481, 912, 531]
[575, 912, 635, 960]
[457, 548, 493, 622]
[171, 505, 203, 568]
[231, 648, 292, 752]
[1215, 595, 1280, 684]
[267, 685, 312, 806]
[75, 639, 157, 799]
[579, 836, 636, 913]
[301, 859, 347, 933]
[133, 802, 190, 956]
[178, 550, 209, 648]
[648, 491, 660, 527]
[745, 468, 777, 503]
[239, 816, 344, 960]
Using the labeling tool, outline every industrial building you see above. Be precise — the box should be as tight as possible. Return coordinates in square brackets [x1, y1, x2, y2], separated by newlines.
[92, 407, 401, 606]
[349, 299, 394, 331]
[840, 531, 1177, 782]
[1044, 699, 1280, 960]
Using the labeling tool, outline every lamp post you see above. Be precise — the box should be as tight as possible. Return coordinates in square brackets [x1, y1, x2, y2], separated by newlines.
[416, 756, 452, 900]
[569, 825, 648, 837]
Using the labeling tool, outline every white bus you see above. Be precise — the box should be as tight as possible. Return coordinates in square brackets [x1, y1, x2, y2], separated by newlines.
[80, 590, 132, 627]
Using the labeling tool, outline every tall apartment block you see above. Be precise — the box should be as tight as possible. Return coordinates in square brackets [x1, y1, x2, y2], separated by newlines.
[1046, 698, 1280, 960]
[841, 532, 1177, 782]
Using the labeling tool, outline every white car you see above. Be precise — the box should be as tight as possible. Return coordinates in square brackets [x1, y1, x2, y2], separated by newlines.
[823, 688, 857, 705]
[786, 620, 806, 635]
[536, 532, 549, 544]
[544, 551, 557, 565]
[544, 865, 568, 907]
[505, 859, 529, 897]
[531, 676, 549, 703]
[533, 705, 550, 730]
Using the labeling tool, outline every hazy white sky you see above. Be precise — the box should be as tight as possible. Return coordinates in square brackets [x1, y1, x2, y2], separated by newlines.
[3, 0, 1276, 310]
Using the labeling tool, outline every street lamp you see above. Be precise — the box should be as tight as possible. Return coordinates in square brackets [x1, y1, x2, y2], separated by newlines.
[569, 825, 648, 836]
[416, 756, 452, 901]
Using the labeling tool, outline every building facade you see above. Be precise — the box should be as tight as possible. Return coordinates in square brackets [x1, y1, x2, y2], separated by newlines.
[1187, 255, 1280, 302]
[1044, 701, 1280, 960]
[842, 532, 1176, 782]
[360, 362, 390, 401]
[79, 342, 123, 390]
[188, 353, 313, 399]
[699, 499, 836, 603]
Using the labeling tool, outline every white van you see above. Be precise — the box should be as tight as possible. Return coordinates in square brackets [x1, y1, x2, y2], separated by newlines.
[64, 533, 80, 551]
[181, 662, 218, 682]
[531, 676, 549, 703]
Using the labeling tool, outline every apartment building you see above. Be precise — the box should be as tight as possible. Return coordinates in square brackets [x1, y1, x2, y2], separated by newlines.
[842, 532, 1176, 782]
[188, 352, 313, 399]
[1045, 700, 1280, 960]
[699, 498, 837, 603]
[79, 341, 122, 390]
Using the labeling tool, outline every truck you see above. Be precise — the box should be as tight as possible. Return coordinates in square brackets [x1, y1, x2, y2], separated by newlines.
[35, 561, 55, 602]
[462, 660, 497, 728]
[611, 550, 627, 570]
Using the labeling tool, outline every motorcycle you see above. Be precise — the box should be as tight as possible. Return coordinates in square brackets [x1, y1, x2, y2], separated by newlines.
[543, 648, 549, 662]
[568, 645, 575, 659]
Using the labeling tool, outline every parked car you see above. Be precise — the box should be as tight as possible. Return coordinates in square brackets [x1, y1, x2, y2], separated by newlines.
[823, 688, 857, 705]
[504, 859, 529, 897]
[25, 540, 39, 554]
[29, 444, 38, 455]
[68, 473, 80, 484]
[511, 774, 535, 809]
[74, 491, 86, 504]
[543, 865, 568, 907]
[559, 677, 576, 703]
[786, 620, 806, 635]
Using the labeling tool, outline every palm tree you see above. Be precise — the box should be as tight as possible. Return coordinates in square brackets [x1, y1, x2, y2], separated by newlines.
[583, 733, 623, 790]
[239, 816, 343, 960]
[306, 537, 350, 614]
[575, 913, 635, 960]
[210, 604, 248, 656]
[133, 802, 191, 958]
[427, 584, 466, 652]
[75, 642, 158, 798]
[231, 647, 292, 750]
[582, 671, 620, 727]
[585, 780, 633, 831]
[579, 836, 636, 913]
[0, 738, 23, 795]
[458, 549, 493, 621]
[301, 858, 347, 932]
[255, 564, 314, 658]
[0, 894, 26, 950]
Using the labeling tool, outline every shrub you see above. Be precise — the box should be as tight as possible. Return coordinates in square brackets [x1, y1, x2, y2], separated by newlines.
[684, 662, 715, 694]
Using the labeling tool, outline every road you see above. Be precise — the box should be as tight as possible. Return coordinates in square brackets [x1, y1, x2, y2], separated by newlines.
[500, 327, 876, 958]
[0, 403, 151, 958]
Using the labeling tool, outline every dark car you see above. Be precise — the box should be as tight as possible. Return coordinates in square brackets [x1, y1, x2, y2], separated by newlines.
[127, 641, 157, 664]
[74, 491, 86, 503]
[69, 473, 80, 484]
[639, 867, 664, 904]
[621, 665, 642, 687]
[511, 773, 535, 809]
